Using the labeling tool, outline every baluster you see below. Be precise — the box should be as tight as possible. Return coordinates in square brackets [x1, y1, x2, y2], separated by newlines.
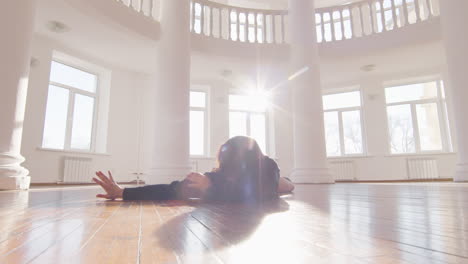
[219, 8, 222, 39]
[340, 9, 345, 40]
[191, 1, 196, 32]
[200, 4, 205, 35]
[348, 7, 355, 39]
[229, 8, 233, 40]
[281, 14, 286, 43]
[330, 11, 336, 41]
[369, 2, 376, 34]
[321, 12, 326, 41]
[210, 7, 214, 37]
[237, 11, 240, 41]
[254, 12, 258, 43]
[380, 0, 386, 31]
[359, 4, 365, 36]
[149, 0, 154, 19]
[402, 0, 409, 25]
[391, 0, 397, 28]
[139, 0, 144, 13]
[262, 14, 267, 43]
[425, 0, 432, 18]
[414, 0, 421, 22]
[244, 12, 248, 42]
[271, 14, 276, 43]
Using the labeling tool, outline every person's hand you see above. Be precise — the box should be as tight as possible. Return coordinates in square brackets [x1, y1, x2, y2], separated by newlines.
[93, 171, 124, 200]
[185, 172, 211, 193]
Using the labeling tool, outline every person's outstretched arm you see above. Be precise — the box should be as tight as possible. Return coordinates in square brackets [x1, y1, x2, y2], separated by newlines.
[93, 171, 124, 199]
[93, 171, 211, 200]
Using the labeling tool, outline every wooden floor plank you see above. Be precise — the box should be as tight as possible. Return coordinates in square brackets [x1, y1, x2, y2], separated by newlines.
[1, 183, 468, 263]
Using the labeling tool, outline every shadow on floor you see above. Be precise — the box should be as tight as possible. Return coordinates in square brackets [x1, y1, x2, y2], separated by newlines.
[154, 198, 290, 251]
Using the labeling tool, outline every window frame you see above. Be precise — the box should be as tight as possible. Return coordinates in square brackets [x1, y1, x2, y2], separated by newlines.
[384, 79, 452, 155]
[228, 93, 270, 155]
[189, 86, 210, 157]
[42, 59, 100, 153]
[322, 89, 367, 157]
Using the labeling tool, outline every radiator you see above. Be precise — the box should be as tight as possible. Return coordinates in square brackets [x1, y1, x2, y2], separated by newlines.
[190, 160, 198, 172]
[63, 157, 93, 183]
[330, 160, 356, 181]
[407, 158, 439, 179]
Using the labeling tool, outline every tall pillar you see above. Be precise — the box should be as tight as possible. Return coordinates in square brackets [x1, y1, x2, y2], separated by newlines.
[439, 1, 468, 182]
[0, 1, 37, 190]
[148, 0, 191, 184]
[288, 0, 333, 183]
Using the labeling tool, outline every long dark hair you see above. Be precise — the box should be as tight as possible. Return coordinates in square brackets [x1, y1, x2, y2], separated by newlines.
[212, 136, 277, 201]
[215, 136, 264, 173]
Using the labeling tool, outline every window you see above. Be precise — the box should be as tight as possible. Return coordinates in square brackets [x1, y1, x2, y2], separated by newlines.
[323, 91, 365, 157]
[229, 94, 269, 153]
[42, 61, 98, 151]
[385, 80, 451, 154]
[190, 91, 208, 156]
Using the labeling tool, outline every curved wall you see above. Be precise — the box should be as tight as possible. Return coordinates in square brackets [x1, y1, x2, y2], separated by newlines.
[23, 0, 455, 184]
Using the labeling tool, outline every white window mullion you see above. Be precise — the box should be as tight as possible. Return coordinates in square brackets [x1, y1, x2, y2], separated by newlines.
[338, 111, 346, 156]
[65, 91, 76, 150]
[50, 81, 96, 98]
[90, 93, 99, 152]
[436, 81, 451, 152]
[436, 101, 449, 152]
[411, 103, 421, 152]
[359, 109, 368, 155]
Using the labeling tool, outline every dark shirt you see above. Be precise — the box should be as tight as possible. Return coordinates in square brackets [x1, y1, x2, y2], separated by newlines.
[122, 157, 280, 202]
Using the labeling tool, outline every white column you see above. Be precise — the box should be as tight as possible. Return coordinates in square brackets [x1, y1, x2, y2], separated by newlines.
[0, 1, 37, 190]
[147, 0, 192, 184]
[288, 0, 333, 183]
[439, 1, 468, 182]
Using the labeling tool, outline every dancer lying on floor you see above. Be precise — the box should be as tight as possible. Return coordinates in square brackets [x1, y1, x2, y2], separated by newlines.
[93, 136, 295, 202]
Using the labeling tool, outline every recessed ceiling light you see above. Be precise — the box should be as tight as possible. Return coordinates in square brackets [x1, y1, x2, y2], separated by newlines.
[220, 69, 233, 78]
[46, 21, 70, 33]
[360, 64, 376, 72]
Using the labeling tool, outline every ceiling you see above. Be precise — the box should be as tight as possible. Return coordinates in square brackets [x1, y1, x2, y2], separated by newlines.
[34, 0, 444, 88]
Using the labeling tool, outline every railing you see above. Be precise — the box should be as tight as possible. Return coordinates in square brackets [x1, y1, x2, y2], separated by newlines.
[190, 0, 288, 44]
[315, 0, 440, 43]
[115, 0, 159, 19]
[114, 0, 440, 44]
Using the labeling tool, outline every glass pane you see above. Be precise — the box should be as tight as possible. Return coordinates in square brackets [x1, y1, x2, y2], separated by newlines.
[387, 104, 415, 154]
[385, 82, 438, 104]
[250, 114, 267, 154]
[324, 111, 341, 156]
[70, 94, 95, 150]
[190, 110, 205, 155]
[50, 61, 97, 93]
[229, 94, 267, 112]
[229, 112, 247, 138]
[342, 110, 363, 154]
[42, 85, 69, 149]
[190, 91, 206, 108]
[416, 103, 442, 151]
[323, 91, 361, 110]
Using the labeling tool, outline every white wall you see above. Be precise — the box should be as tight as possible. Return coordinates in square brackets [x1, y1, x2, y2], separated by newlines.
[21, 2, 458, 183]
[325, 72, 457, 181]
[189, 58, 458, 181]
[22, 34, 143, 183]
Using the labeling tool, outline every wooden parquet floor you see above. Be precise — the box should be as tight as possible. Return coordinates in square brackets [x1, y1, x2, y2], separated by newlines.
[0, 183, 467, 264]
